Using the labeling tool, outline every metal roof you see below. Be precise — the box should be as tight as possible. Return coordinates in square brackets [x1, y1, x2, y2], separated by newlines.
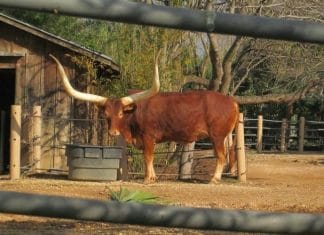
[0, 13, 120, 73]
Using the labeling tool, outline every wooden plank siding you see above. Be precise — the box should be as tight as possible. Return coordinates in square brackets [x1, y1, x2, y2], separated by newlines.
[0, 14, 119, 172]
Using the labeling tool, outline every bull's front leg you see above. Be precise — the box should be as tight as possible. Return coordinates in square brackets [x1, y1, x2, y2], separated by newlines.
[143, 138, 156, 184]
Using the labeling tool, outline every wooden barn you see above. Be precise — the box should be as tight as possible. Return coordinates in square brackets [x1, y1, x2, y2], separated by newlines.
[0, 13, 120, 174]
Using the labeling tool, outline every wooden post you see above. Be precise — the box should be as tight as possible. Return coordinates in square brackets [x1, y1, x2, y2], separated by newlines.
[10, 105, 21, 179]
[32, 106, 42, 172]
[0, 111, 5, 173]
[256, 115, 263, 153]
[280, 118, 287, 152]
[236, 113, 247, 182]
[298, 117, 305, 153]
[179, 142, 194, 180]
[116, 136, 128, 181]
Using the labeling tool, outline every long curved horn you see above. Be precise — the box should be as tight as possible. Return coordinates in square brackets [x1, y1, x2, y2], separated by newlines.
[50, 54, 108, 106]
[120, 51, 161, 106]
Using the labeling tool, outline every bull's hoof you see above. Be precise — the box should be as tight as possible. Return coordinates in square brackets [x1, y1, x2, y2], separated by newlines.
[229, 171, 238, 177]
[209, 177, 221, 184]
[143, 176, 156, 184]
[228, 167, 238, 177]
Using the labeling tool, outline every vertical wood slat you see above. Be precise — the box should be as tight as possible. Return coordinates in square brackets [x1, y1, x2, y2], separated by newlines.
[32, 106, 42, 172]
[298, 117, 305, 153]
[237, 113, 246, 182]
[280, 118, 287, 152]
[10, 105, 21, 179]
[256, 115, 263, 153]
[15, 60, 23, 105]
[54, 55, 70, 169]
[42, 54, 57, 169]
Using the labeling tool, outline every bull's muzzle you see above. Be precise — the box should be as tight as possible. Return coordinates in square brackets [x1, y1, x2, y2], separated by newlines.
[108, 129, 120, 136]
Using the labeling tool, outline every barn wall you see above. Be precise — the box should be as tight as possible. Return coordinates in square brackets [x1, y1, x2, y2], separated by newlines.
[0, 22, 81, 171]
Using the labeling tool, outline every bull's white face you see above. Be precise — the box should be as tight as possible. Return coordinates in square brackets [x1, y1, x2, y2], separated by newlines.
[104, 100, 136, 140]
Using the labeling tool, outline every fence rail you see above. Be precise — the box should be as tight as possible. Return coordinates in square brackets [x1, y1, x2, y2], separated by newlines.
[1, 105, 320, 179]
[1, 191, 323, 234]
[244, 116, 324, 152]
[196, 116, 324, 152]
[18, 109, 324, 175]
[1, 0, 324, 44]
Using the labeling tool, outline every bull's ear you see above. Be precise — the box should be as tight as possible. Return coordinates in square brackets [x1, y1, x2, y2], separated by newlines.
[123, 104, 137, 114]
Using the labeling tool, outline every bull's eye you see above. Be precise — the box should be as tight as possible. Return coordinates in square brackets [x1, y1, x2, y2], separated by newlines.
[118, 111, 123, 118]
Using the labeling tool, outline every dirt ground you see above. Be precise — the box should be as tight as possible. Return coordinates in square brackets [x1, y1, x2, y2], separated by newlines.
[0, 152, 323, 234]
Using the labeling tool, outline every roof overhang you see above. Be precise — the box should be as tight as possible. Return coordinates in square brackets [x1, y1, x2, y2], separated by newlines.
[0, 13, 120, 75]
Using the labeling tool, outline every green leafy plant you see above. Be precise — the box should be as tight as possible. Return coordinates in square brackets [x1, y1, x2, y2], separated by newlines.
[109, 187, 162, 204]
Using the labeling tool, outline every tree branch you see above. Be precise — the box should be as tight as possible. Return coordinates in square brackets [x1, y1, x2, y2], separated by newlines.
[182, 75, 209, 86]
[220, 36, 243, 94]
[231, 56, 268, 95]
[234, 81, 321, 104]
[199, 34, 210, 78]
[206, 0, 223, 91]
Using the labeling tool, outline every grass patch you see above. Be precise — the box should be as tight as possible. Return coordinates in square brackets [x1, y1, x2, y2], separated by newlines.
[109, 187, 163, 204]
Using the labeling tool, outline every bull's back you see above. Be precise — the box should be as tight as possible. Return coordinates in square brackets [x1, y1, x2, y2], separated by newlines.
[135, 91, 238, 142]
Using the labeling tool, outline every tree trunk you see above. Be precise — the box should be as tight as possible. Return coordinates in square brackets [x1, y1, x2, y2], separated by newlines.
[220, 36, 243, 94]
[207, 33, 223, 91]
[179, 142, 195, 180]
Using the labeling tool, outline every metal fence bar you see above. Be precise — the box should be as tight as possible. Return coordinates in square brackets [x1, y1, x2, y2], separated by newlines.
[0, 191, 323, 234]
[263, 119, 284, 123]
[0, 0, 323, 43]
[306, 120, 324, 124]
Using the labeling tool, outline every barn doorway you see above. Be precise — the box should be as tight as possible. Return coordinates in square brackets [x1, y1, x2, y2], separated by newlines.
[0, 69, 16, 174]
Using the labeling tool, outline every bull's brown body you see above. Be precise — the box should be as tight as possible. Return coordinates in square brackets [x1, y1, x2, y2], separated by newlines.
[105, 90, 239, 183]
[51, 54, 239, 184]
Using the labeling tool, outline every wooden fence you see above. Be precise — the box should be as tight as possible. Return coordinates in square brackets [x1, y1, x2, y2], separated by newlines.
[244, 115, 324, 153]
[7, 105, 248, 181]
[5, 105, 323, 179]
[195, 115, 324, 153]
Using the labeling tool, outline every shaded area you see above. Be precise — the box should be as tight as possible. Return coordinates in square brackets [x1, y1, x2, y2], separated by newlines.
[0, 220, 254, 235]
[0, 69, 15, 173]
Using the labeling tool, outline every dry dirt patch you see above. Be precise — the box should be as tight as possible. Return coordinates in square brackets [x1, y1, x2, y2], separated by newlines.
[0, 153, 323, 234]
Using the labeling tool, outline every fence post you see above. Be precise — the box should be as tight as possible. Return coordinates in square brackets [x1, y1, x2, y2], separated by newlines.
[10, 105, 21, 179]
[298, 117, 305, 153]
[179, 142, 194, 180]
[280, 118, 287, 152]
[236, 113, 247, 182]
[32, 106, 42, 172]
[256, 115, 263, 153]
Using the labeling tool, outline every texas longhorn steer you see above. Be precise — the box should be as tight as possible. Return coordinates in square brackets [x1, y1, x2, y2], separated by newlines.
[50, 55, 239, 184]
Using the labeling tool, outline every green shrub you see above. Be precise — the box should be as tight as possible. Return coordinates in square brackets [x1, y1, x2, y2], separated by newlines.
[109, 187, 162, 204]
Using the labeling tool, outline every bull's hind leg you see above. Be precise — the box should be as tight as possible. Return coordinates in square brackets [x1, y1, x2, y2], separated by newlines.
[143, 138, 156, 184]
[228, 144, 238, 176]
[210, 137, 226, 183]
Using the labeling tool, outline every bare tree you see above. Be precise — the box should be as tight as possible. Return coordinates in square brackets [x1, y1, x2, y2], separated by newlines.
[194, 0, 324, 107]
